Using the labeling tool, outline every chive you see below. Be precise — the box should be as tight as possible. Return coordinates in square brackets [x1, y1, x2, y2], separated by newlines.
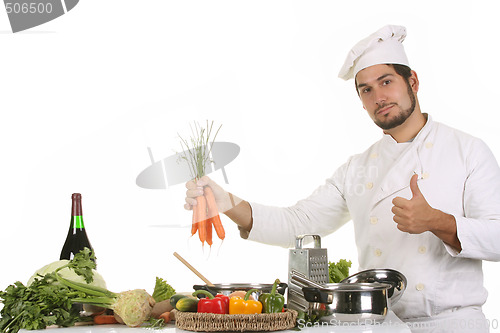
[178, 121, 222, 179]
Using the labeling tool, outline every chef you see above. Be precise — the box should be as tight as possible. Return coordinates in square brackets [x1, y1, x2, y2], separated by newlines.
[185, 25, 500, 331]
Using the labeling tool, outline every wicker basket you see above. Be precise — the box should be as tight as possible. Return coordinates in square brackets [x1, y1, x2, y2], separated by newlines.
[172, 309, 298, 332]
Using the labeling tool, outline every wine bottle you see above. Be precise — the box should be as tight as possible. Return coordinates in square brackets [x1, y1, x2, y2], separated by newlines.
[60, 193, 93, 260]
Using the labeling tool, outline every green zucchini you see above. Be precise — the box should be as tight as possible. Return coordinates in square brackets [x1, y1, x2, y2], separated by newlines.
[175, 297, 199, 312]
[169, 294, 188, 308]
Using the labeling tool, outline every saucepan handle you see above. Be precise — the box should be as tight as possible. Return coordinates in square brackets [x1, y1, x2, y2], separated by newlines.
[192, 284, 218, 297]
[302, 287, 331, 304]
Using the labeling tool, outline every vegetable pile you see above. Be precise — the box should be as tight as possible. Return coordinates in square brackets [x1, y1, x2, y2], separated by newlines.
[0, 248, 176, 333]
[170, 279, 284, 315]
[178, 120, 225, 248]
[0, 248, 97, 333]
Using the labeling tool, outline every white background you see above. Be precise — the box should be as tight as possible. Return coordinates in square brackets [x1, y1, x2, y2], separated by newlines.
[1, 0, 499, 324]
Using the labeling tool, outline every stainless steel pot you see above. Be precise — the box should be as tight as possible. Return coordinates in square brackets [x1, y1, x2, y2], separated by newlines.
[193, 283, 288, 300]
[341, 268, 407, 306]
[302, 282, 392, 323]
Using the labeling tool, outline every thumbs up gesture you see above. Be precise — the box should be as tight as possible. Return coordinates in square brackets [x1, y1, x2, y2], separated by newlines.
[391, 174, 438, 234]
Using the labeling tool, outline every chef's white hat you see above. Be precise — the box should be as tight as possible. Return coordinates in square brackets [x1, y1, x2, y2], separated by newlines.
[338, 25, 409, 81]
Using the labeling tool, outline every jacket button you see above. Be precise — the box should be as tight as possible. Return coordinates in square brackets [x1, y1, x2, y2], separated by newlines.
[418, 246, 427, 254]
[366, 182, 373, 189]
[416, 283, 425, 291]
[425, 142, 433, 149]
[370, 217, 378, 225]
[422, 172, 430, 179]
[370, 153, 378, 159]
[374, 249, 382, 257]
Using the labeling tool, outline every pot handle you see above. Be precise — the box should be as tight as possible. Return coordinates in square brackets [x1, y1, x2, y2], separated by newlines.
[302, 287, 331, 304]
[192, 285, 217, 297]
[295, 234, 321, 249]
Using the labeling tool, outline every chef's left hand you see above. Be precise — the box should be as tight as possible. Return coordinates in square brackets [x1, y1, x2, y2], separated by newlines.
[392, 174, 439, 234]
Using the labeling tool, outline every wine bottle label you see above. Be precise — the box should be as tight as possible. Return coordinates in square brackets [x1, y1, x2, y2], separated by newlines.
[73, 216, 85, 229]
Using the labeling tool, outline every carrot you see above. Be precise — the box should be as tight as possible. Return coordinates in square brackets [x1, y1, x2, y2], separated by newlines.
[93, 314, 119, 325]
[159, 311, 171, 323]
[211, 214, 225, 240]
[206, 216, 213, 246]
[199, 219, 206, 245]
[191, 207, 199, 236]
[191, 221, 198, 236]
[196, 195, 208, 245]
[204, 187, 225, 240]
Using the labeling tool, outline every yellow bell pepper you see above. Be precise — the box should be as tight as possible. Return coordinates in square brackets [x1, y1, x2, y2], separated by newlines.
[229, 289, 262, 314]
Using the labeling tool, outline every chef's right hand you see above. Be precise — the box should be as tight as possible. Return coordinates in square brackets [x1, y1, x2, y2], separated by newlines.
[184, 176, 238, 213]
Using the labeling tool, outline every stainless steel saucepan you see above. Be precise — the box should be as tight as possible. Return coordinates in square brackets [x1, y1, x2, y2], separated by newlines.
[340, 268, 407, 306]
[291, 268, 407, 323]
[302, 282, 392, 323]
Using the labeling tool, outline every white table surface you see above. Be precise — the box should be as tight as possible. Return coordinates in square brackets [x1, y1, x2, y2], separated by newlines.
[21, 311, 411, 333]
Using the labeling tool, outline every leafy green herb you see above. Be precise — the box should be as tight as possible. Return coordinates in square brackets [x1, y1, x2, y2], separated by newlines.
[1, 248, 98, 333]
[328, 259, 352, 283]
[294, 309, 321, 330]
[178, 120, 222, 180]
[0, 274, 89, 333]
[144, 317, 166, 329]
[63, 247, 96, 284]
[151, 277, 176, 303]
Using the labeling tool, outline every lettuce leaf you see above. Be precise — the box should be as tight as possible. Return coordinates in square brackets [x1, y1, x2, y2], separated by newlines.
[328, 259, 352, 283]
[152, 277, 176, 302]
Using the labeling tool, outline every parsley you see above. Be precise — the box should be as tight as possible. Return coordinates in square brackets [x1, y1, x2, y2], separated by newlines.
[0, 274, 89, 333]
[144, 317, 166, 330]
[0, 249, 96, 333]
[57, 247, 97, 284]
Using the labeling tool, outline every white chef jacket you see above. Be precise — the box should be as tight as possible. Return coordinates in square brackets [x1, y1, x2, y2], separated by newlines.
[247, 115, 500, 320]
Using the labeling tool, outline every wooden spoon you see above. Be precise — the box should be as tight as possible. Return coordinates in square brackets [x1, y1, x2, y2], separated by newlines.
[173, 252, 215, 287]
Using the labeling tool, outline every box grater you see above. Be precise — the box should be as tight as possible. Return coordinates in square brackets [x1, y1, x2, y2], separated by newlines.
[287, 234, 329, 312]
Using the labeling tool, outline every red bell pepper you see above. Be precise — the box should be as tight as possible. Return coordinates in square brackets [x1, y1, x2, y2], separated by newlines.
[216, 293, 230, 314]
[192, 290, 229, 314]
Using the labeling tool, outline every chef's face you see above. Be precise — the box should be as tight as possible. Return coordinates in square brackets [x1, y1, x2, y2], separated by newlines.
[355, 64, 418, 131]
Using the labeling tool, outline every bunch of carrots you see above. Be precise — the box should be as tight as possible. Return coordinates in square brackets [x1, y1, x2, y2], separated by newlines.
[179, 121, 225, 247]
[191, 186, 225, 246]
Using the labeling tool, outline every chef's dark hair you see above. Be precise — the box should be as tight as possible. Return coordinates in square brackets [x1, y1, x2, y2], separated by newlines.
[355, 64, 412, 96]
[391, 64, 412, 81]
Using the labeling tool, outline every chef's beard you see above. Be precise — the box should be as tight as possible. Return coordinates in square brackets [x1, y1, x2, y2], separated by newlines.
[373, 84, 417, 131]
